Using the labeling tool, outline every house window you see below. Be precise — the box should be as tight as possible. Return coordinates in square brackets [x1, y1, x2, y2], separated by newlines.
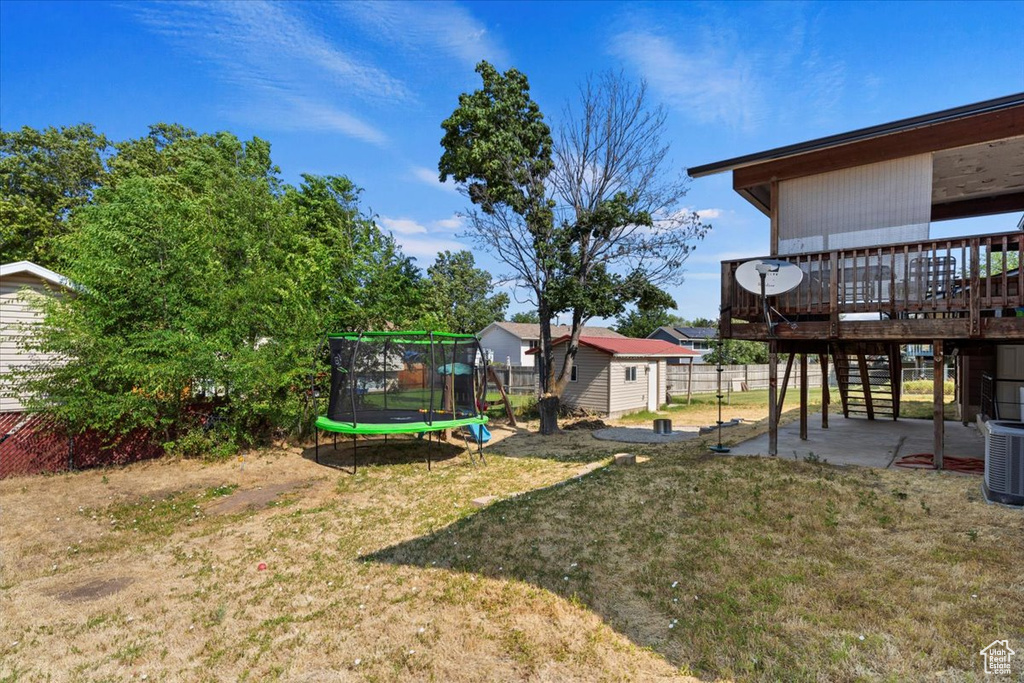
[570, 365, 578, 382]
[528, 339, 539, 349]
[625, 366, 637, 382]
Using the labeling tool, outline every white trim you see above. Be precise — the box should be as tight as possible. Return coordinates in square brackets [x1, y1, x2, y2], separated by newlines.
[0, 261, 72, 288]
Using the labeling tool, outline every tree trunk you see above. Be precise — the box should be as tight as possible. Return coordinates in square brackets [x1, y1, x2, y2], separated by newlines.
[537, 303, 560, 435]
[538, 395, 559, 435]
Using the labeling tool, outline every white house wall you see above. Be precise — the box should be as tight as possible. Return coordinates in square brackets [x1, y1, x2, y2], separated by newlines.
[1, 274, 61, 412]
[777, 154, 932, 255]
[608, 358, 656, 417]
[479, 326, 532, 367]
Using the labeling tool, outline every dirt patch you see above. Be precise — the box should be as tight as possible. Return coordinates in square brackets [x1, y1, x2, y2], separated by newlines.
[204, 479, 312, 515]
[54, 576, 134, 603]
[561, 418, 608, 431]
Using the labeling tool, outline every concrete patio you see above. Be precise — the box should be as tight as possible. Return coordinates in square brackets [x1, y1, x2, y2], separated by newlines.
[730, 413, 985, 468]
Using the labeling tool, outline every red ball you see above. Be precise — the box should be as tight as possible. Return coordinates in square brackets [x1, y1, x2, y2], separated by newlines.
[257, 562, 267, 571]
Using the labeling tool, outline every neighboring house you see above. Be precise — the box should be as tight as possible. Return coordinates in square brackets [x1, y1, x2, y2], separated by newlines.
[689, 92, 1024, 460]
[0, 261, 71, 413]
[478, 322, 625, 367]
[647, 326, 717, 363]
[1, 260, 163, 477]
[527, 335, 700, 418]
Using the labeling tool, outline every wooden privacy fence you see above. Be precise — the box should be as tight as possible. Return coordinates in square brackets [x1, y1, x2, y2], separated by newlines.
[666, 363, 824, 397]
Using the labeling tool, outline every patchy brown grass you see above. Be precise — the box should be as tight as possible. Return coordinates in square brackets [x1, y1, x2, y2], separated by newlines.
[1, 414, 1021, 682]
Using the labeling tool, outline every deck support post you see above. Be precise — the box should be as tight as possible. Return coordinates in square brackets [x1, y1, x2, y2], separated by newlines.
[800, 353, 809, 440]
[768, 341, 778, 456]
[933, 340, 945, 470]
[820, 353, 830, 429]
[686, 357, 694, 405]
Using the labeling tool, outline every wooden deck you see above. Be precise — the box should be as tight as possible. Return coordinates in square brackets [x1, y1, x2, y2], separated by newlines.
[721, 230, 1023, 341]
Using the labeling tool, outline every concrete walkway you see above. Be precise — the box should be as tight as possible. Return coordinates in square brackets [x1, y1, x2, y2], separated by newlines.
[729, 413, 985, 468]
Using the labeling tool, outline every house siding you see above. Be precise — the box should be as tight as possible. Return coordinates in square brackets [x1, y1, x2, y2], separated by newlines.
[1, 274, 61, 412]
[608, 358, 656, 417]
[479, 325, 531, 367]
[658, 360, 667, 408]
[551, 346, 610, 414]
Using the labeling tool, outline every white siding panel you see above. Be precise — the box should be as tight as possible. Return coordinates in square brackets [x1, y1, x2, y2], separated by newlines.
[480, 327, 530, 367]
[608, 359, 652, 417]
[778, 154, 932, 254]
[553, 346, 609, 414]
[1, 275, 62, 412]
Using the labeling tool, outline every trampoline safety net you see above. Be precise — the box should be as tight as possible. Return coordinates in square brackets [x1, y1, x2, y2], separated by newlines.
[321, 332, 488, 431]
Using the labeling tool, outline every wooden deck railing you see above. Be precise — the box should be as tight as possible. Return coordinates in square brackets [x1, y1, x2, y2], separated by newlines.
[721, 230, 1023, 327]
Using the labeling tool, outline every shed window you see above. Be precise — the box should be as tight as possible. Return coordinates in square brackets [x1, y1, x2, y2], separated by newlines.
[625, 366, 637, 382]
[570, 365, 578, 382]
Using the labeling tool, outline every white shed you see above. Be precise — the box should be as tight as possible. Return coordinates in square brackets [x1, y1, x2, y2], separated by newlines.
[1, 261, 72, 413]
[529, 335, 700, 418]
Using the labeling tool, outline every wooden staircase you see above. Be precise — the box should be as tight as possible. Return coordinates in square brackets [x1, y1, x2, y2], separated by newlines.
[831, 343, 902, 420]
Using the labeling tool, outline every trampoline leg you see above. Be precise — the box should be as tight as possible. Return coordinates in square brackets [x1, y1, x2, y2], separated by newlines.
[478, 435, 485, 465]
[333, 433, 337, 450]
[426, 431, 432, 471]
[352, 436, 358, 475]
[315, 428, 319, 464]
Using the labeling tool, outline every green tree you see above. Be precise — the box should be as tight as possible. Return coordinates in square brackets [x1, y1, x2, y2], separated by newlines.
[509, 310, 540, 324]
[615, 308, 671, 339]
[0, 124, 109, 266]
[614, 289, 678, 338]
[13, 125, 411, 450]
[440, 64, 709, 433]
[423, 250, 509, 334]
[286, 174, 423, 333]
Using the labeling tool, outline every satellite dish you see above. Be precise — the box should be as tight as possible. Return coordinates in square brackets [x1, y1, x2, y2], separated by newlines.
[735, 259, 803, 296]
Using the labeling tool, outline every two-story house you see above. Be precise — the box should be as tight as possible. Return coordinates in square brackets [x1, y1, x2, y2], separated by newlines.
[689, 93, 1024, 466]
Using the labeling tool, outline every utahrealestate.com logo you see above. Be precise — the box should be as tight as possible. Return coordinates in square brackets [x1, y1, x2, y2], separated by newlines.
[980, 640, 1016, 675]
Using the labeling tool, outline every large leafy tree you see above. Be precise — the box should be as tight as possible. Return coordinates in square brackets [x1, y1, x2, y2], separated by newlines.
[13, 124, 413, 448]
[424, 250, 509, 334]
[440, 63, 709, 433]
[0, 124, 109, 266]
[509, 311, 540, 324]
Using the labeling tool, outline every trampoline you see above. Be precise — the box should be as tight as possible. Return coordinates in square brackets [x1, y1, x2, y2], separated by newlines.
[313, 331, 489, 470]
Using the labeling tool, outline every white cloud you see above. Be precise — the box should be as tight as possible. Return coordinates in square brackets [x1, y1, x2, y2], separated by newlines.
[378, 216, 428, 235]
[129, 1, 400, 144]
[337, 1, 510, 68]
[394, 234, 465, 261]
[696, 208, 723, 220]
[379, 213, 470, 260]
[433, 215, 464, 232]
[609, 30, 762, 131]
[411, 166, 460, 194]
[609, 7, 847, 133]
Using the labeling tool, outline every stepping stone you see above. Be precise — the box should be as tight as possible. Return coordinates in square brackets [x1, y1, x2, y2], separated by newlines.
[472, 495, 498, 508]
[613, 453, 636, 466]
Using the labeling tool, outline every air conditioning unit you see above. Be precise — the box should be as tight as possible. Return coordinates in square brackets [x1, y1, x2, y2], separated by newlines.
[983, 420, 1024, 506]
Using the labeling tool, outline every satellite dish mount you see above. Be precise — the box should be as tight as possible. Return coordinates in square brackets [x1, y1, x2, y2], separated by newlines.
[735, 259, 804, 336]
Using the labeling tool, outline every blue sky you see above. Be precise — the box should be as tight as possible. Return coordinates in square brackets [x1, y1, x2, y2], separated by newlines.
[2, 1, 1022, 323]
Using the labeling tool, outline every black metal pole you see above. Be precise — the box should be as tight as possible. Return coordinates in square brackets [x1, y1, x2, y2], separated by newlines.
[710, 337, 730, 454]
[352, 435, 358, 475]
[315, 428, 319, 463]
[428, 333, 435, 426]
[350, 333, 362, 429]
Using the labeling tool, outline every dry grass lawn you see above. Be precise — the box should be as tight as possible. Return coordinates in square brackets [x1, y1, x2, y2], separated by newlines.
[1, 406, 1021, 682]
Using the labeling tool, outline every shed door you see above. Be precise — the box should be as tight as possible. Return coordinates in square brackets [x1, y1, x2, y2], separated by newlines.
[647, 362, 658, 411]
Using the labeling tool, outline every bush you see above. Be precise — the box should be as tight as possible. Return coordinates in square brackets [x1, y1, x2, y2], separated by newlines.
[903, 379, 954, 396]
